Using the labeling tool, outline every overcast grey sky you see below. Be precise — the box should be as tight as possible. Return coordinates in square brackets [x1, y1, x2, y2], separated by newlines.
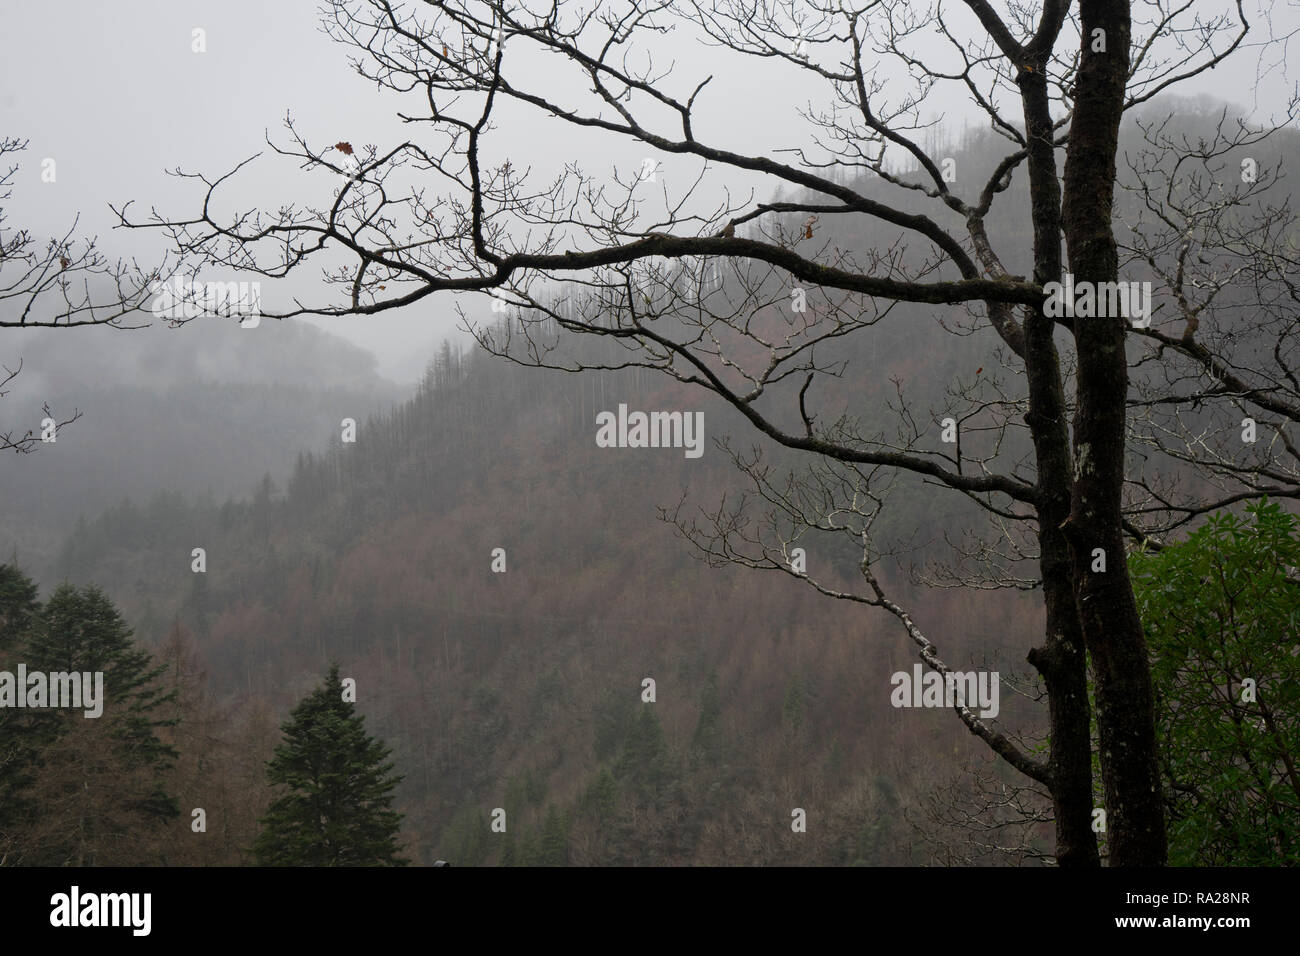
[2, 0, 1297, 382]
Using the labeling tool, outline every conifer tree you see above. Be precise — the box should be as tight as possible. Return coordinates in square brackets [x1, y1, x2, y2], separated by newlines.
[254, 663, 408, 866]
[0, 562, 39, 651]
[538, 804, 568, 866]
[2, 577, 179, 864]
[35, 583, 179, 773]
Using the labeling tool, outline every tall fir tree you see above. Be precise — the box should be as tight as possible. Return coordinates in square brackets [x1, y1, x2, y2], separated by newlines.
[254, 663, 408, 866]
[35, 583, 179, 775]
[2, 576, 179, 864]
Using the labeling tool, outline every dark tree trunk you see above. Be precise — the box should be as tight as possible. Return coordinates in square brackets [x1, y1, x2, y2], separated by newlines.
[1060, 0, 1168, 866]
[1017, 59, 1101, 867]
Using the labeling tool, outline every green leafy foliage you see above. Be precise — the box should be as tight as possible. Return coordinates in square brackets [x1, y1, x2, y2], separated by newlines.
[1131, 500, 1300, 865]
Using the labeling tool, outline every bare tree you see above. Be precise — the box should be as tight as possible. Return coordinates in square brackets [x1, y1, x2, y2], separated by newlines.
[0, 137, 164, 329]
[1121, 105, 1300, 529]
[115, 0, 1300, 866]
[1, 136, 171, 455]
[0, 359, 80, 454]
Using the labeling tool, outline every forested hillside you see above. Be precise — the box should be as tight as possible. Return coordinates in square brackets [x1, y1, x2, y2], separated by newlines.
[0, 318, 404, 577]
[44, 321, 1041, 865]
